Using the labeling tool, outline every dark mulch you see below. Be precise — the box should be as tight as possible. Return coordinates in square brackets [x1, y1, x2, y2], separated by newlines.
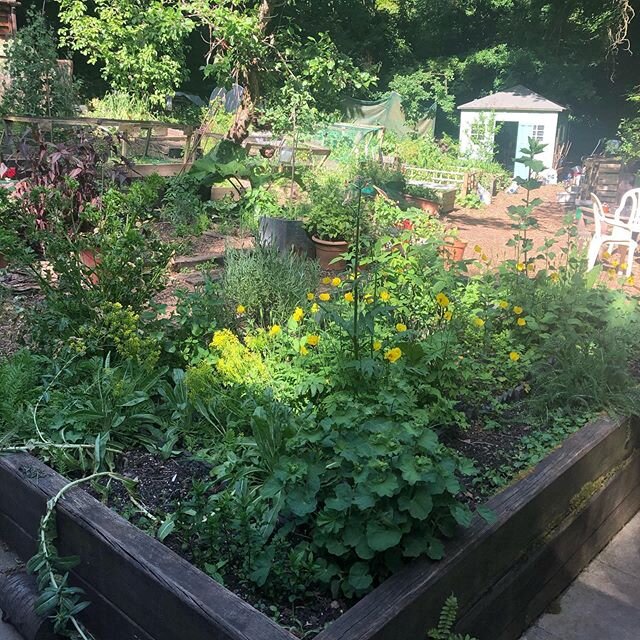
[0, 288, 39, 358]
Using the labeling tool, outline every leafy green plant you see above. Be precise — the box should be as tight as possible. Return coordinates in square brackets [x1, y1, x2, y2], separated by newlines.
[405, 184, 440, 202]
[0, 12, 76, 117]
[456, 193, 483, 209]
[428, 595, 478, 640]
[88, 90, 155, 121]
[304, 170, 358, 242]
[161, 173, 214, 235]
[57, 0, 193, 107]
[222, 246, 319, 327]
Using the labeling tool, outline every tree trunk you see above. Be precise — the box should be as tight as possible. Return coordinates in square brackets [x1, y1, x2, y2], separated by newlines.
[226, 0, 274, 143]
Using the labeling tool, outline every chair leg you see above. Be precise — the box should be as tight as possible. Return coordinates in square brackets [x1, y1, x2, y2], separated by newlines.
[626, 243, 637, 278]
[587, 238, 602, 270]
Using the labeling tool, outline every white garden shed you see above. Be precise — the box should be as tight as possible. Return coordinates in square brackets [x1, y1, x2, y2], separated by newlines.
[458, 85, 567, 179]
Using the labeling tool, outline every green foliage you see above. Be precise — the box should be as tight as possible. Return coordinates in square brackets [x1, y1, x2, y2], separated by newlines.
[264, 392, 476, 597]
[388, 66, 455, 122]
[88, 90, 155, 120]
[161, 173, 215, 236]
[8, 178, 172, 353]
[304, 170, 358, 241]
[619, 86, 640, 160]
[428, 595, 478, 640]
[222, 246, 320, 327]
[0, 350, 43, 437]
[0, 12, 76, 117]
[56, 0, 193, 106]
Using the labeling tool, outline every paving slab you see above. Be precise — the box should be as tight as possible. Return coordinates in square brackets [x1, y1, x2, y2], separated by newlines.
[596, 510, 640, 576]
[520, 511, 640, 640]
[519, 625, 559, 640]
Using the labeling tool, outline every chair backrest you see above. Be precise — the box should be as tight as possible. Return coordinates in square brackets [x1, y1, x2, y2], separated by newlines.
[591, 193, 607, 237]
[615, 188, 640, 227]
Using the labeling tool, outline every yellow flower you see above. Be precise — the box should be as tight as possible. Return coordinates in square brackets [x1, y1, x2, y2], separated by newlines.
[516, 262, 525, 272]
[621, 262, 628, 271]
[319, 292, 331, 302]
[517, 317, 527, 327]
[292, 307, 304, 322]
[236, 304, 246, 315]
[331, 277, 341, 287]
[498, 300, 509, 309]
[395, 323, 407, 332]
[527, 264, 535, 272]
[612, 259, 620, 268]
[384, 347, 402, 363]
[481, 254, 489, 262]
[509, 351, 521, 362]
[311, 303, 320, 313]
[306, 292, 315, 301]
[364, 293, 374, 304]
[513, 306, 523, 315]
[373, 340, 382, 351]
[269, 324, 281, 337]
[444, 310, 453, 321]
[307, 334, 320, 347]
[602, 251, 612, 260]
[436, 292, 450, 308]
[322, 277, 331, 285]
[299, 345, 309, 356]
[379, 290, 391, 302]
[474, 244, 482, 253]
[550, 272, 559, 282]
[344, 292, 355, 303]
[473, 317, 485, 328]
[627, 275, 635, 286]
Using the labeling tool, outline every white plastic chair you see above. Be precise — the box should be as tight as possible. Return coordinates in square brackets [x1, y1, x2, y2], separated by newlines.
[614, 188, 640, 226]
[586, 193, 637, 277]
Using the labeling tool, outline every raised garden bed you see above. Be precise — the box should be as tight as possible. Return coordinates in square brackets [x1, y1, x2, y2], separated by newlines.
[0, 415, 638, 640]
[126, 162, 193, 178]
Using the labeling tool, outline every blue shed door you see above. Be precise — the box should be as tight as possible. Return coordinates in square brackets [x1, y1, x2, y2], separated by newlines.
[514, 123, 534, 179]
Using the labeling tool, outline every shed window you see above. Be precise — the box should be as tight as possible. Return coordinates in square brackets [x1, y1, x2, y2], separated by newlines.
[470, 122, 487, 144]
[532, 124, 545, 141]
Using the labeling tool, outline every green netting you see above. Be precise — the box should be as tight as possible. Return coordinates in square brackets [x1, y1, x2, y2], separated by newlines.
[310, 123, 385, 161]
[344, 91, 436, 139]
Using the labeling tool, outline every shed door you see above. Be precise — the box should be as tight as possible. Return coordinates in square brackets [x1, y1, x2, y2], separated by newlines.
[514, 123, 534, 179]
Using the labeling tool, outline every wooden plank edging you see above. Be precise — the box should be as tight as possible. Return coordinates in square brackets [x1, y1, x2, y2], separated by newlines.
[0, 416, 637, 640]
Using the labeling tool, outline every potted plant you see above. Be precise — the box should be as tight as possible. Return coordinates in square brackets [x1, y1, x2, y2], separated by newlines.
[441, 227, 468, 263]
[304, 172, 357, 271]
[404, 183, 441, 216]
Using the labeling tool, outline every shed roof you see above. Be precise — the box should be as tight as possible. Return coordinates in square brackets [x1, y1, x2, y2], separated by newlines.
[458, 85, 565, 112]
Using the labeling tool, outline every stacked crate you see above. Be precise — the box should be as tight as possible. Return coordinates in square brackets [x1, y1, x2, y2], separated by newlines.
[580, 156, 624, 207]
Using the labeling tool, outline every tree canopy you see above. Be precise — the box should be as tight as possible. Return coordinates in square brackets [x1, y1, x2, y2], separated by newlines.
[23, 1, 639, 146]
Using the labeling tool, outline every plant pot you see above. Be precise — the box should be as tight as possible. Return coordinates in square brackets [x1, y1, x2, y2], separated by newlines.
[404, 194, 440, 216]
[441, 239, 468, 263]
[311, 236, 349, 271]
[79, 248, 101, 284]
[258, 217, 315, 258]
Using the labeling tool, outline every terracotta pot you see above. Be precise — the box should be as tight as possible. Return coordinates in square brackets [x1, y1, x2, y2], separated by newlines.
[312, 236, 349, 271]
[79, 248, 101, 284]
[441, 239, 468, 263]
[403, 194, 440, 216]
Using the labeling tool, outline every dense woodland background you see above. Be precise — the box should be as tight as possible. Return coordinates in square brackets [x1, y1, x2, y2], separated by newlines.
[19, 1, 640, 159]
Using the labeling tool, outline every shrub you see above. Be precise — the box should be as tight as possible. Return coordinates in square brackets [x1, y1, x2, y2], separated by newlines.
[304, 170, 358, 242]
[222, 246, 319, 326]
[0, 12, 77, 117]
